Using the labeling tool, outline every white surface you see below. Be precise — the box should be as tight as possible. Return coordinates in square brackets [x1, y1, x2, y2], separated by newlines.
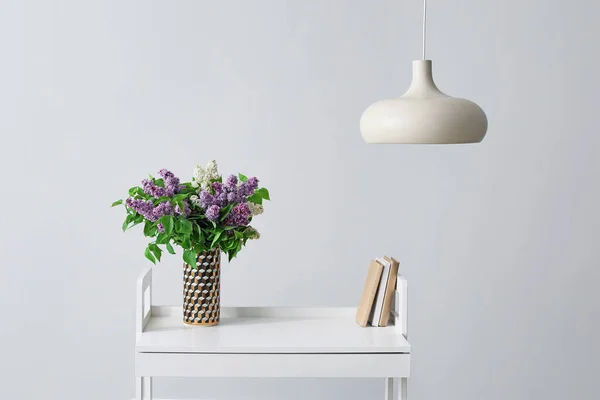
[137, 306, 410, 354]
[136, 353, 410, 378]
[360, 60, 487, 144]
[2, 1, 600, 400]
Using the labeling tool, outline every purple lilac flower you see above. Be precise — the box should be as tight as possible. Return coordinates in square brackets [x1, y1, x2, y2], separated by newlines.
[152, 202, 174, 220]
[247, 177, 258, 187]
[227, 192, 237, 203]
[158, 169, 175, 180]
[164, 184, 176, 197]
[199, 190, 215, 208]
[141, 169, 182, 198]
[211, 181, 224, 194]
[142, 179, 167, 198]
[157, 223, 165, 233]
[225, 180, 244, 202]
[216, 191, 228, 207]
[230, 188, 245, 203]
[125, 198, 156, 221]
[175, 200, 191, 217]
[225, 174, 238, 188]
[239, 177, 259, 196]
[225, 203, 251, 226]
[205, 205, 221, 221]
[159, 169, 181, 197]
[199, 175, 259, 214]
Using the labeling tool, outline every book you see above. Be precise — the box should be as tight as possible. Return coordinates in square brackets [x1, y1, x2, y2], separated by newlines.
[356, 260, 384, 327]
[378, 256, 400, 327]
[369, 257, 391, 326]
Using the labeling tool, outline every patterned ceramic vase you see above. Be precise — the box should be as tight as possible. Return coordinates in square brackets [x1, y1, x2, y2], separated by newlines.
[183, 248, 221, 326]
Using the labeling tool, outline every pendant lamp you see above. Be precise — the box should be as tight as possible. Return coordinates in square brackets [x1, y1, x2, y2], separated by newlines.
[360, 0, 487, 144]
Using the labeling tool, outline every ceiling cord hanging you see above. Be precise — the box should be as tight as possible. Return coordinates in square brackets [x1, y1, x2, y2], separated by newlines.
[422, 0, 427, 59]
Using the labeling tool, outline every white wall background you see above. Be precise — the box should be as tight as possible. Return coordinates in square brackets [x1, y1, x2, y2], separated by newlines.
[1, 0, 599, 399]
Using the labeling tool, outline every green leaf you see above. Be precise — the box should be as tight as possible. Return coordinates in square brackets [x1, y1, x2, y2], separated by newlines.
[111, 199, 123, 207]
[219, 204, 234, 221]
[149, 243, 162, 262]
[144, 247, 156, 264]
[177, 200, 187, 214]
[166, 241, 175, 255]
[177, 219, 193, 234]
[247, 193, 262, 205]
[172, 193, 188, 202]
[122, 214, 133, 232]
[156, 233, 169, 244]
[153, 196, 171, 205]
[183, 249, 197, 268]
[256, 187, 270, 200]
[143, 220, 157, 237]
[154, 178, 165, 188]
[238, 173, 248, 182]
[191, 223, 203, 242]
[226, 239, 237, 251]
[210, 230, 223, 248]
[159, 215, 174, 235]
[181, 236, 191, 249]
[128, 186, 144, 197]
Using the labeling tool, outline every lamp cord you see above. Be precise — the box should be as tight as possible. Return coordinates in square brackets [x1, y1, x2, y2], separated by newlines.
[422, 0, 427, 59]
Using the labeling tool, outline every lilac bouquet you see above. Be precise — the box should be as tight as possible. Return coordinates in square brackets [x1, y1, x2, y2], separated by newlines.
[112, 160, 269, 266]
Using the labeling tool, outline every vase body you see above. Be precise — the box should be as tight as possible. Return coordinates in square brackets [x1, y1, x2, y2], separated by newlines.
[183, 248, 221, 326]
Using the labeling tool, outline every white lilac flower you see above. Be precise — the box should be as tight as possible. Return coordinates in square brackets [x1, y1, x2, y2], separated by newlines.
[192, 165, 204, 188]
[247, 202, 264, 216]
[246, 227, 260, 240]
[189, 195, 202, 207]
[192, 160, 221, 191]
[204, 159, 220, 181]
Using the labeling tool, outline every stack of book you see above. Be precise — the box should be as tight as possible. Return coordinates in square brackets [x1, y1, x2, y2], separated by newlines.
[355, 256, 400, 327]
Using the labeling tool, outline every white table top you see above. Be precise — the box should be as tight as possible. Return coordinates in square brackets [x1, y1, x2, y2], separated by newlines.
[136, 306, 411, 354]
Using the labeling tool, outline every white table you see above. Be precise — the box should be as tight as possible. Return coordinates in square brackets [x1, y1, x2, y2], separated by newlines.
[135, 267, 410, 400]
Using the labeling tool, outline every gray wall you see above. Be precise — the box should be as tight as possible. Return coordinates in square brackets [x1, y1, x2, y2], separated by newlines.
[1, 0, 599, 399]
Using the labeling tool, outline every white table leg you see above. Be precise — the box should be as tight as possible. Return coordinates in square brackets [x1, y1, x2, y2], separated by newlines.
[399, 378, 407, 400]
[384, 378, 407, 400]
[136, 376, 152, 400]
[385, 378, 394, 400]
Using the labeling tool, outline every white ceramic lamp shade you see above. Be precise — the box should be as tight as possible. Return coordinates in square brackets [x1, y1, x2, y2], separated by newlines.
[360, 60, 487, 144]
